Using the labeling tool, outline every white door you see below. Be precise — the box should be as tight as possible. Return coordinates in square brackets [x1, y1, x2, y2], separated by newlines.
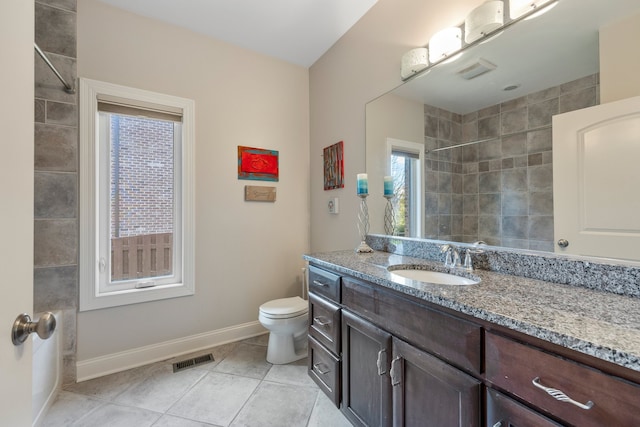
[0, 1, 35, 425]
[553, 96, 640, 261]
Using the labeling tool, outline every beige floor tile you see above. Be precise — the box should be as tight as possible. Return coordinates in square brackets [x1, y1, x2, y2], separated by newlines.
[307, 391, 352, 427]
[72, 403, 161, 427]
[168, 372, 260, 426]
[213, 343, 272, 380]
[40, 391, 104, 427]
[241, 333, 269, 347]
[229, 381, 318, 427]
[263, 358, 316, 388]
[152, 414, 221, 426]
[63, 363, 159, 401]
[114, 363, 207, 412]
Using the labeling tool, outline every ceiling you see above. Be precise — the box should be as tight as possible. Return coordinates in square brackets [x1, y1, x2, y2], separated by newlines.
[97, 0, 379, 68]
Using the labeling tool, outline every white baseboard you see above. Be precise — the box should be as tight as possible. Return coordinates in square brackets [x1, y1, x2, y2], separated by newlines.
[76, 321, 267, 382]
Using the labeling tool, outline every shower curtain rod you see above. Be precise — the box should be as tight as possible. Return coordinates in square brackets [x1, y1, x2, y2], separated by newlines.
[426, 124, 552, 154]
[34, 43, 75, 94]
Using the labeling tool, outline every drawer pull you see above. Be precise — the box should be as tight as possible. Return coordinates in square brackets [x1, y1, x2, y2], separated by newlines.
[532, 377, 594, 410]
[313, 362, 330, 375]
[313, 316, 331, 326]
[312, 280, 328, 287]
[390, 356, 402, 386]
[376, 349, 387, 375]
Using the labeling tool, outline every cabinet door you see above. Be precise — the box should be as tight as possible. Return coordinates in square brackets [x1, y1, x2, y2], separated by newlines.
[391, 337, 481, 427]
[486, 388, 561, 427]
[342, 309, 393, 427]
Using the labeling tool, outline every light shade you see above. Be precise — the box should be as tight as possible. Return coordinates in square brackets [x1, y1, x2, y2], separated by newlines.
[465, 1, 504, 43]
[401, 48, 428, 80]
[509, 0, 555, 19]
[428, 27, 462, 63]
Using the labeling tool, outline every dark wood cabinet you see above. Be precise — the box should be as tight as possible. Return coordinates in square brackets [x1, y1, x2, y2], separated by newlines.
[309, 292, 341, 354]
[342, 309, 393, 427]
[485, 388, 561, 427]
[307, 265, 343, 408]
[342, 276, 482, 375]
[485, 332, 640, 427]
[307, 261, 640, 427]
[391, 337, 481, 427]
[308, 265, 341, 303]
[308, 336, 341, 407]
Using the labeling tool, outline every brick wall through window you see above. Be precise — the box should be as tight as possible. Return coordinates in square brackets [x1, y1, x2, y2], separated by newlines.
[110, 115, 174, 238]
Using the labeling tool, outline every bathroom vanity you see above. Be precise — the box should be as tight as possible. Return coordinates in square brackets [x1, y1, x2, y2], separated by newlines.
[305, 246, 640, 426]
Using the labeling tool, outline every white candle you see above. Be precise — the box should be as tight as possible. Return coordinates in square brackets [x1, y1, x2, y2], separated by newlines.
[384, 176, 394, 196]
[356, 173, 368, 195]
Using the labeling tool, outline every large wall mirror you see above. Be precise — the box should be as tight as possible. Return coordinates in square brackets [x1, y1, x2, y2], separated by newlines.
[366, 0, 640, 262]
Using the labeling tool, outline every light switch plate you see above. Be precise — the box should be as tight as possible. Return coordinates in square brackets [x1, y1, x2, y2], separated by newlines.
[328, 198, 339, 214]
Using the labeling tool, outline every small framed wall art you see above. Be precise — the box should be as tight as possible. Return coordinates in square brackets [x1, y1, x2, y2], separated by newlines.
[238, 146, 279, 181]
[323, 140, 344, 190]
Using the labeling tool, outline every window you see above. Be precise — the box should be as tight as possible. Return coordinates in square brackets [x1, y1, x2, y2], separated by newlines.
[79, 78, 195, 311]
[387, 138, 424, 238]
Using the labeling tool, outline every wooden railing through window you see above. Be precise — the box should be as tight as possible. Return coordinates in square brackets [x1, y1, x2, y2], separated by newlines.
[111, 232, 173, 280]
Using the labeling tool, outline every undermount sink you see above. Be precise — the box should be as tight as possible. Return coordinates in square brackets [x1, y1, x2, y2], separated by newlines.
[388, 266, 480, 286]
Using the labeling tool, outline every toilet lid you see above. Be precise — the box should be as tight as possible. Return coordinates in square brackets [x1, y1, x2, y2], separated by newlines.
[259, 297, 308, 319]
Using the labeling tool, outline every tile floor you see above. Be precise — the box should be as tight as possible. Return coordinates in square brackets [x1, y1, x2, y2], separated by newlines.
[41, 334, 352, 427]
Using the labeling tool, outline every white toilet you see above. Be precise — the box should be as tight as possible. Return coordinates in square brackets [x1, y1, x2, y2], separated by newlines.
[258, 296, 309, 364]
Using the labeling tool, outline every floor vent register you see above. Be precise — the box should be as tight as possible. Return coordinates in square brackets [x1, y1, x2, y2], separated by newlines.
[172, 353, 214, 372]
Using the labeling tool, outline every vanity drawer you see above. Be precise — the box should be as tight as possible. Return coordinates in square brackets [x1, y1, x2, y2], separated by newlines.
[486, 388, 561, 427]
[309, 265, 341, 303]
[342, 276, 481, 375]
[309, 292, 341, 354]
[308, 335, 341, 407]
[485, 332, 640, 427]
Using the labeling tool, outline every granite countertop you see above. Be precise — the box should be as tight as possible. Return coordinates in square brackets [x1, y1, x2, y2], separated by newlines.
[304, 250, 640, 373]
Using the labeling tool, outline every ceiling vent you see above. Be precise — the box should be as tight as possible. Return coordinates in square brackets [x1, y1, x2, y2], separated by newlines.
[457, 58, 497, 80]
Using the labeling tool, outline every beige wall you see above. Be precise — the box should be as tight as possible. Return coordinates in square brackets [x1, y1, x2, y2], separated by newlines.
[365, 93, 424, 234]
[77, 0, 310, 361]
[600, 11, 640, 103]
[309, 0, 481, 252]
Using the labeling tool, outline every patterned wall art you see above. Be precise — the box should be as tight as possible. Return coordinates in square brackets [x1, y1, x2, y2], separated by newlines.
[323, 140, 344, 190]
[238, 146, 279, 181]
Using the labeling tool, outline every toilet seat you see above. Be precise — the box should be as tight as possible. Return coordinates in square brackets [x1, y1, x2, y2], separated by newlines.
[259, 296, 308, 319]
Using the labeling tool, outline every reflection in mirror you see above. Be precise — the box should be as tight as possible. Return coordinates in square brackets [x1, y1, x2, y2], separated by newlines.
[388, 138, 424, 237]
[365, 0, 640, 260]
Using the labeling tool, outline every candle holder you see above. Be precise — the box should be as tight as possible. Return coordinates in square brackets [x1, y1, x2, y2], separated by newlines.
[384, 194, 396, 235]
[356, 194, 374, 253]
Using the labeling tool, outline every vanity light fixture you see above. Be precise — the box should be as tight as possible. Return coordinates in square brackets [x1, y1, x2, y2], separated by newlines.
[509, 0, 557, 19]
[399, 0, 560, 81]
[401, 47, 429, 80]
[465, 1, 504, 44]
[428, 27, 462, 64]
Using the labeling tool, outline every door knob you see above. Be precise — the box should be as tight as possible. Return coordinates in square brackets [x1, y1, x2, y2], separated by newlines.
[557, 239, 569, 248]
[11, 312, 56, 346]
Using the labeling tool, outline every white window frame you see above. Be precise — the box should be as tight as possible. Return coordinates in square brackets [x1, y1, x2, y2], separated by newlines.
[79, 78, 195, 311]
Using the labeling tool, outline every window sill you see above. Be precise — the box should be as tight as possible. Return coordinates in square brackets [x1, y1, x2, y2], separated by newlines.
[79, 281, 194, 312]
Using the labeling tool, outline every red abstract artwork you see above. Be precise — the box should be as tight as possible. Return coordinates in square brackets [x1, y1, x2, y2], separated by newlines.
[238, 146, 279, 181]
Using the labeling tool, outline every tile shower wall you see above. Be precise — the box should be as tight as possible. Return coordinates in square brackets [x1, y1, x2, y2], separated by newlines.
[34, 0, 78, 384]
[424, 74, 599, 251]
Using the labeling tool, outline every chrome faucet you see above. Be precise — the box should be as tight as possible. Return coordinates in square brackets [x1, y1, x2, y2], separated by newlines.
[440, 244, 461, 268]
[463, 241, 486, 272]
[441, 241, 485, 272]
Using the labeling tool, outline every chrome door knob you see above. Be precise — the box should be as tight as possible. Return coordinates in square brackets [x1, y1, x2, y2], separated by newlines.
[557, 239, 569, 248]
[11, 312, 56, 346]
